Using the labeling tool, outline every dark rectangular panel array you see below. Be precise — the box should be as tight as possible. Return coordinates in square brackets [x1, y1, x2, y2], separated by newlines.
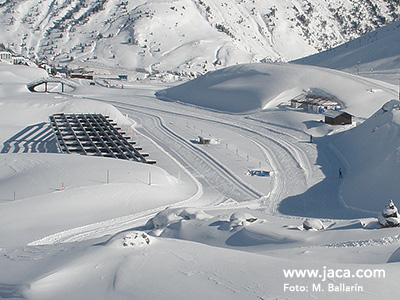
[49, 113, 155, 164]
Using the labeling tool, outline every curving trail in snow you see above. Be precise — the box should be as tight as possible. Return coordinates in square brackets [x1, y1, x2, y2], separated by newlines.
[27, 90, 329, 246]
[111, 100, 317, 204]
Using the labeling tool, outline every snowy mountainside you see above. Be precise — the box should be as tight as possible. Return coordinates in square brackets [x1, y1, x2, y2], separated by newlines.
[294, 18, 400, 84]
[2, 0, 400, 77]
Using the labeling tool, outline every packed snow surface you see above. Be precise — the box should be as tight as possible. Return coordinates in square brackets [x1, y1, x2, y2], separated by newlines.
[1, 56, 400, 300]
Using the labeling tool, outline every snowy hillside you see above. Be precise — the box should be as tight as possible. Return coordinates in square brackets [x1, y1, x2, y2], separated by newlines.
[2, 0, 400, 77]
[2, 54, 400, 298]
[158, 62, 397, 117]
[2, 7, 400, 295]
[295, 18, 400, 84]
[330, 100, 400, 213]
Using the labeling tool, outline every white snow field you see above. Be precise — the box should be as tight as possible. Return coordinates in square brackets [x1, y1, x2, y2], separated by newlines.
[294, 18, 400, 85]
[1, 53, 400, 299]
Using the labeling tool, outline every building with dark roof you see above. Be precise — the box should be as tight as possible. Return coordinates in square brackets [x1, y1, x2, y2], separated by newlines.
[324, 110, 353, 125]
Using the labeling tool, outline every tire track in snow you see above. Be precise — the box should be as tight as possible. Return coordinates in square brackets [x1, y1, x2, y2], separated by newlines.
[108, 99, 314, 206]
[82, 96, 314, 193]
[34, 95, 315, 245]
[249, 138, 283, 214]
[121, 106, 263, 201]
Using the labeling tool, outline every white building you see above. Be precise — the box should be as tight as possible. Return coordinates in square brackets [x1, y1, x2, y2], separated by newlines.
[0, 51, 13, 63]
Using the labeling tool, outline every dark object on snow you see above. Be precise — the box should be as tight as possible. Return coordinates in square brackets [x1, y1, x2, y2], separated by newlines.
[339, 168, 343, 179]
[230, 212, 258, 224]
[303, 218, 324, 231]
[324, 111, 352, 125]
[310, 134, 313, 143]
[378, 200, 400, 228]
[246, 169, 270, 177]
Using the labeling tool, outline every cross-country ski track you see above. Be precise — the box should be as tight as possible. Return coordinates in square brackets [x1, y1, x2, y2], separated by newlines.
[26, 92, 337, 246]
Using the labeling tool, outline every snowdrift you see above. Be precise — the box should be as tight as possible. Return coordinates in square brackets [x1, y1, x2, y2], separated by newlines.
[331, 100, 400, 213]
[0, 154, 193, 248]
[157, 63, 395, 115]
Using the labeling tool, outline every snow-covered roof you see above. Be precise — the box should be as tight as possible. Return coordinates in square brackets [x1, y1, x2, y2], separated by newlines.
[324, 110, 352, 118]
[291, 93, 340, 107]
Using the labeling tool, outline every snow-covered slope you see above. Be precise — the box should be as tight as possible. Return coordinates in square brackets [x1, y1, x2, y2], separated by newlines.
[158, 62, 400, 220]
[294, 18, 400, 84]
[2, 0, 400, 77]
[330, 100, 400, 213]
[157, 62, 397, 116]
[2, 56, 400, 299]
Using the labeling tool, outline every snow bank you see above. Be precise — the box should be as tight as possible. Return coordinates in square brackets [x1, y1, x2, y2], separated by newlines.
[331, 100, 400, 213]
[302, 218, 325, 231]
[387, 247, 400, 263]
[157, 63, 394, 116]
[0, 153, 195, 248]
[147, 207, 212, 230]
[229, 212, 258, 225]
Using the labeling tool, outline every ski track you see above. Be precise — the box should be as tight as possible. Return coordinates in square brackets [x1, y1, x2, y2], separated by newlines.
[124, 107, 263, 200]
[320, 234, 400, 248]
[249, 138, 283, 214]
[112, 99, 314, 187]
[29, 183, 203, 246]
[28, 95, 321, 246]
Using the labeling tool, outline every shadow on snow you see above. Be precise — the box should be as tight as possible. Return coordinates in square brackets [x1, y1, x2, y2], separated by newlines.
[278, 134, 373, 220]
[1, 122, 58, 154]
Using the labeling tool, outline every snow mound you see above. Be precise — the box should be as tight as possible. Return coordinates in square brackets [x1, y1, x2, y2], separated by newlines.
[147, 207, 212, 229]
[157, 63, 392, 116]
[226, 227, 294, 247]
[387, 247, 400, 263]
[106, 231, 152, 249]
[229, 212, 258, 225]
[214, 212, 260, 232]
[378, 200, 400, 228]
[302, 218, 325, 231]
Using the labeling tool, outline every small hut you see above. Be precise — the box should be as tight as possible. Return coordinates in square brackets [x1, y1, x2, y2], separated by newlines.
[324, 111, 353, 125]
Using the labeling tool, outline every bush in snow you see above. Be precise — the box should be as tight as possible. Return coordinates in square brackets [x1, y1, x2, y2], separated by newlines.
[302, 218, 324, 231]
[146, 207, 212, 229]
[214, 212, 259, 231]
[146, 208, 183, 229]
[106, 231, 152, 249]
[378, 200, 400, 228]
[229, 212, 258, 226]
[122, 232, 151, 248]
[178, 208, 212, 221]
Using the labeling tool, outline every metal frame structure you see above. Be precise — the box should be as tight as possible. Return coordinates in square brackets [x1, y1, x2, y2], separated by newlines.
[27, 77, 77, 93]
[49, 113, 155, 164]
